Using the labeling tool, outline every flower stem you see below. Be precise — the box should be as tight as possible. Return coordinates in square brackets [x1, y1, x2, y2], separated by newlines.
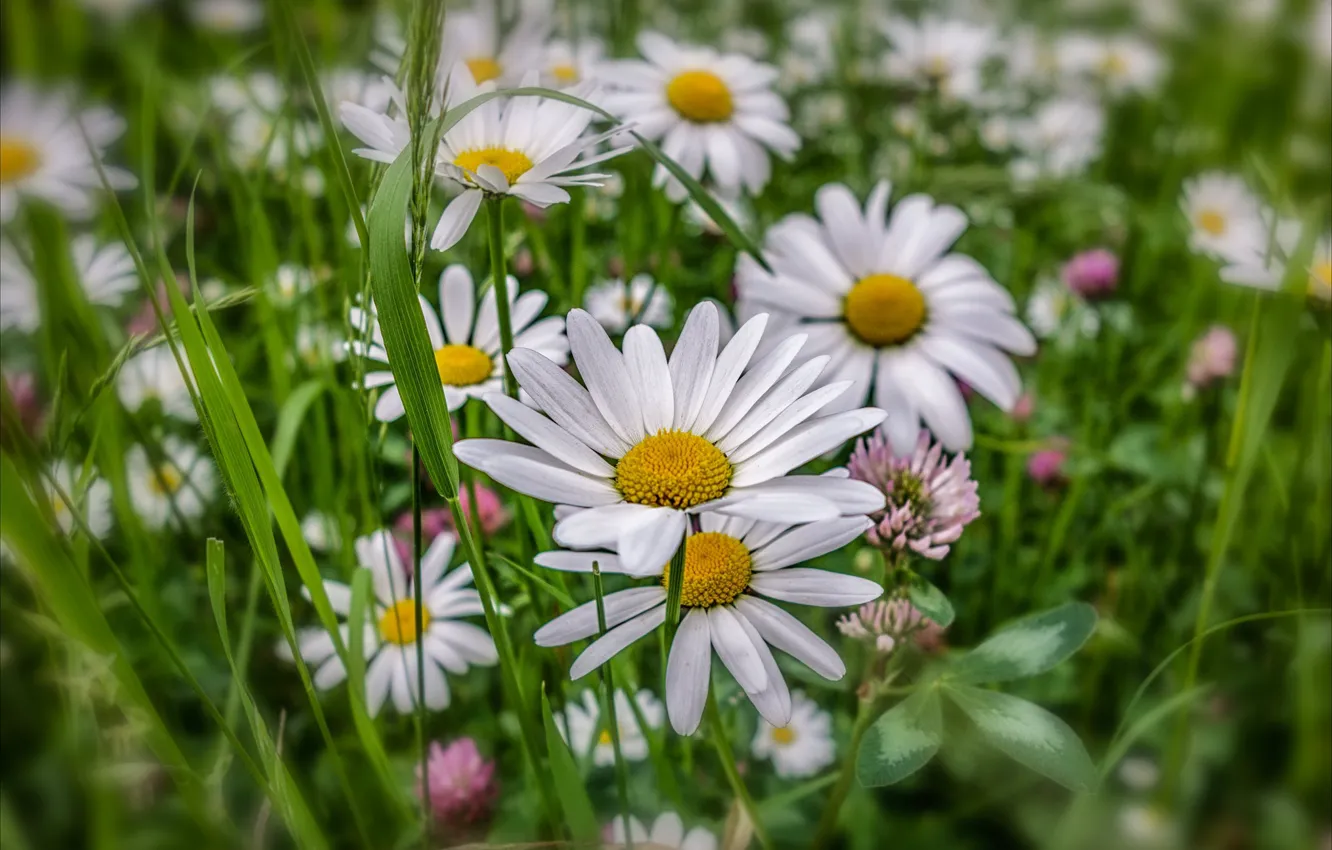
[664, 534, 688, 642]
[411, 445, 429, 848]
[811, 692, 877, 848]
[445, 492, 561, 831]
[705, 689, 774, 850]
[486, 196, 519, 398]
[593, 562, 634, 849]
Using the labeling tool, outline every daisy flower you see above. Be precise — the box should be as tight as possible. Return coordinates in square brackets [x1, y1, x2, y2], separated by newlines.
[609, 812, 717, 850]
[350, 263, 567, 421]
[584, 273, 673, 334]
[0, 83, 136, 223]
[1059, 34, 1165, 95]
[338, 69, 626, 253]
[531, 508, 882, 734]
[118, 345, 197, 422]
[541, 38, 605, 88]
[189, 0, 263, 33]
[1179, 173, 1266, 262]
[1007, 96, 1105, 181]
[735, 182, 1035, 454]
[556, 688, 664, 766]
[300, 510, 341, 553]
[46, 460, 113, 539]
[321, 69, 395, 115]
[437, 0, 551, 85]
[1217, 219, 1331, 299]
[780, 13, 836, 88]
[126, 436, 216, 530]
[751, 691, 835, 778]
[454, 301, 888, 576]
[289, 530, 497, 716]
[270, 264, 315, 305]
[294, 322, 346, 370]
[880, 15, 998, 104]
[599, 31, 800, 201]
[1, 235, 138, 332]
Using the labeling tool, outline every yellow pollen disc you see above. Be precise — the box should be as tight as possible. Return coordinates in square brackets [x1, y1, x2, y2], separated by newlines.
[661, 531, 752, 608]
[844, 273, 928, 347]
[925, 55, 951, 79]
[771, 726, 797, 746]
[597, 729, 613, 746]
[466, 56, 502, 84]
[434, 344, 493, 387]
[551, 63, 579, 83]
[1311, 261, 1332, 299]
[453, 146, 535, 187]
[1099, 52, 1128, 77]
[148, 465, 183, 496]
[1197, 209, 1227, 237]
[666, 70, 734, 123]
[615, 430, 732, 509]
[379, 600, 430, 645]
[0, 137, 42, 184]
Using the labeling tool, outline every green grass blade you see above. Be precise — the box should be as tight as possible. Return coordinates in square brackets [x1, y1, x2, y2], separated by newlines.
[541, 685, 600, 842]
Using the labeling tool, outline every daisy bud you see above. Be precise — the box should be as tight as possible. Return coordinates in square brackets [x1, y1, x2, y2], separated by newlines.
[416, 738, 498, 832]
[1062, 248, 1120, 299]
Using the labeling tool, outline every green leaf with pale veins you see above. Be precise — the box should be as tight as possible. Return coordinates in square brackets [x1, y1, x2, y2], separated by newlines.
[943, 684, 1098, 792]
[856, 687, 943, 787]
[948, 602, 1097, 685]
[907, 574, 955, 628]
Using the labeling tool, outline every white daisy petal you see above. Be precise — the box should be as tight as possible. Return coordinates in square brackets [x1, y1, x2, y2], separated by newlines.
[569, 604, 668, 679]
[534, 587, 667, 647]
[567, 309, 646, 444]
[733, 608, 792, 727]
[748, 568, 884, 607]
[554, 504, 660, 549]
[623, 325, 675, 434]
[708, 605, 768, 695]
[483, 393, 615, 477]
[431, 189, 484, 251]
[533, 551, 628, 574]
[666, 608, 713, 735]
[692, 314, 767, 435]
[439, 265, 476, 344]
[507, 348, 629, 457]
[455, 439, 622, 506]
[731, 408, 888, 488]
[733, 596, 846, 680]
[669, 302, 720, 431]
[750, 517, 874, 572]
[617, 509, 689, 577]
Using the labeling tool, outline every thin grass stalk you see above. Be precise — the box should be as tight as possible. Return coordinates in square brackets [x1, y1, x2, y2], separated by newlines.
[487, 197, 520, 397]
[593, 563, 633, 849]
[704, 690, 774, 850]
[412, 446, 430, 848]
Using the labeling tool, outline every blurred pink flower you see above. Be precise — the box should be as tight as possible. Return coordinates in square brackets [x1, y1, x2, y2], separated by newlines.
[2, 371, 44, 440]
[392, 488, 510, 566]
[416, 738, 497, 830]
[512, 248, 534, 276]
[1062, 248, 1119, 298]
[1027, 439, 1070, 485]
[1186, 325, 1237, 389]
[1011, 392, 1035, 424]
[127, 275, 191, 336]
[848, 429, 980, 560]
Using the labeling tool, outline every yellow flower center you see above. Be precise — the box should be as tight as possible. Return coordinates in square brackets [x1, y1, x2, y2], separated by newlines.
[0, 137, 42, 184]
[597, 729, 613, 746]
[771, 726, 797, 746]
[378, 600, 430, 645]
[1311, 260, 1332, 300]
[434, 344, 493, 387]
[1197, 209, 1227, 237]
[615, 430, 732, 509]
[466, 56, 502, 84]
[844, 273, 928, 347]
[551, 63, 579, 84]
[925, 55, 951, 79]
[666, 70, 734, 123]
[1099, 51, 1128, 78]
[453, 147, 535, 187]
[148, 464, 183, 496]
[661, 531, 752, 608]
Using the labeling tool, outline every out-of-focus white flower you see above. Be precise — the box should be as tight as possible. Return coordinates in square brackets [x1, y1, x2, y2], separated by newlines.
[585, 273, 673, 334]
[190, 0, 263, 33]
[1117, 756, 1161, 792]
[540, 38, 604, 88]
[752, 691, 835, 777]
[0, 84, 136, 223]
[1, 235, 138, 333]
[880, 16, 997, 104]
[270, 264, 315, 306]
[1007, 96, 1104, 181]
[209, 72, 283, 116]
[1026, 276, 1100, 348]
[322, 69, 395, 114]
[1180, 173, 1267, 262]
[781, 12, 837, 87]
[609, 812, 717, 850]
[118, 345, 197, 422]
[126, 437, 216, 530]
[301, 510, 341, 553]
[46, 460, 113, 539]
[436, 0, 552, 86]
[556, 688, 664, 766]
[1059, 34, 1165, 95]
[78, 0, 157, 22]
[1313, 0, 1332, 62]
